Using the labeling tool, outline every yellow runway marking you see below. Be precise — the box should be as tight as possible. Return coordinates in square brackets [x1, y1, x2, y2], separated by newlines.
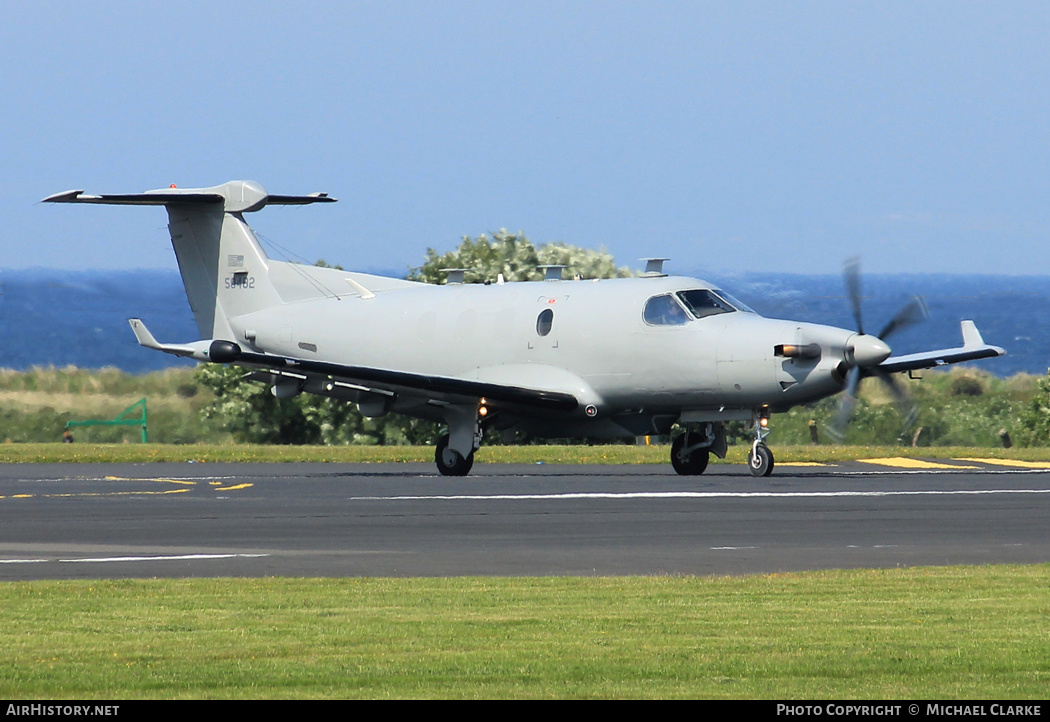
[46, 489, 191, 497]
[956, 458, 1050, 469]
[859, 457, 979, 470]
[3, 476, 252, 500]
[1, 489, 191, 500]
[105, 476, 196, 485]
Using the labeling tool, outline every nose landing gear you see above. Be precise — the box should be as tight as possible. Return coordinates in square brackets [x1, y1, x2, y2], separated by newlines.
[747, 442, 774, 477]
[747, 408, 774, 477]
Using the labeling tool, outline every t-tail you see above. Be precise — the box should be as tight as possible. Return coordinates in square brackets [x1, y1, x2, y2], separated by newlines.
[43, 180, 336, 340]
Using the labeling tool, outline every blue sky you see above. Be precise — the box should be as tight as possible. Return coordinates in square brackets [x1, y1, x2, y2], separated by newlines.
[5, 1, 1050, 276]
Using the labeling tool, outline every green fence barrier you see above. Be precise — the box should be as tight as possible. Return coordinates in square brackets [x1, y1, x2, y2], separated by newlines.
[66, 398, 147, 443]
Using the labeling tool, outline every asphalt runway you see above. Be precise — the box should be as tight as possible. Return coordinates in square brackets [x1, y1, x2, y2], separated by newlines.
[2, 459, 1049, 580]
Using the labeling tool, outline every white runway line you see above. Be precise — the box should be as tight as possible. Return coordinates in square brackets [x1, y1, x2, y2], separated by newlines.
[349, 488, 1050, 501]
[0, 554, 270, 565]
[62, 553, 270, 563]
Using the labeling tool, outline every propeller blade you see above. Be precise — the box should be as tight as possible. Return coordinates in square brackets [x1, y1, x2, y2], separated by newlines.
[827, 366, 862, 441]
[872, 367, 919, 431]
[844, 256, 864, 336]
[828, 256, 924, 443]
[877, 296, 930, 341]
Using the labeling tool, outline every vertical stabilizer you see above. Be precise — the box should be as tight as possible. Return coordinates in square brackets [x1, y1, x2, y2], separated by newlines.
[43, 180, 336, 340]
[164, 187, 283, 339]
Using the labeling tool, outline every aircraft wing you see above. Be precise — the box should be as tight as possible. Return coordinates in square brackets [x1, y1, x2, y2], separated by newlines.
[876, 320, 1005, 374]
[233, 351, 580, 412]
[129, 319, 579, 413]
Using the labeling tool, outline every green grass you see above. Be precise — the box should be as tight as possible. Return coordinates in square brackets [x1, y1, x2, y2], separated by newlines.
[4, 369, 1048, 699]
[1, 442, 1049, 464]
[2, 365, 1046, 447]
[2, 567, 1048, 699]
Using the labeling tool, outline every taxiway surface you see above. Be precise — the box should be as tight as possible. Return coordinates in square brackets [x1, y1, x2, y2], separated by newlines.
[1, 460, 1048, 579]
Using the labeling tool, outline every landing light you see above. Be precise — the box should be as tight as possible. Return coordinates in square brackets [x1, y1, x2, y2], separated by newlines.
[774, 343, 821, 360]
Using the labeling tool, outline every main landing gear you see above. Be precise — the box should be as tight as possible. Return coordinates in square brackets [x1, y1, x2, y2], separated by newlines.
[670, 422, 728, 476]
[670, 412, 775, 477]
[671, 432, 709, 475]
[435, 433, 474, 476]
[434, 403, 484, 477]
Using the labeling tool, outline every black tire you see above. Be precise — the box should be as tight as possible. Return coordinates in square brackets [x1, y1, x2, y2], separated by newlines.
[747, 443, 774, 477]
[435, 433, 474, 476]
[670, 433, 710, 476]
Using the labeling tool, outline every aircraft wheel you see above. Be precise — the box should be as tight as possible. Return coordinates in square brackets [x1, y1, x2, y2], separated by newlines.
[435, 434, 474, 477]
[747, 443, 774, 477]
[671, 433, 709, 476]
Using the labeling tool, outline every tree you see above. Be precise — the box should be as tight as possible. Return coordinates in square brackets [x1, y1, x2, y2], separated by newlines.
[195, 362, 443, 445]
[408, 229, 634, 284]
[1016, 373, 1050, 446]
[195, 363, 321, 444]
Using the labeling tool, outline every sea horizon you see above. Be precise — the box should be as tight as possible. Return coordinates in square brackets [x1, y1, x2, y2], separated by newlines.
[1, 267, 1044, 377]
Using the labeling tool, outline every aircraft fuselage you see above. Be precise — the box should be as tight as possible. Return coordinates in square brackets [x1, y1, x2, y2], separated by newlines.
[231, 272, 853, 435]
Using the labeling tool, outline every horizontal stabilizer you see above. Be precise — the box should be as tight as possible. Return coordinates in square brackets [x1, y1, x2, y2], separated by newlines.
[877, 320, 1005, 374]
[267, 192, 337, 205]
[128, 319, 239, 363]
[43, 190, 223, 206]
[44, 181, 336, 212]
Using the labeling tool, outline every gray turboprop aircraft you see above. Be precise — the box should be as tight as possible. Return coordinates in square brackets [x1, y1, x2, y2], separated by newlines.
[44, 180, 1005, 477]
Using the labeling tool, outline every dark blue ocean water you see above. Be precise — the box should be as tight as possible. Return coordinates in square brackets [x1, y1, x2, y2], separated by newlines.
[0, 269, 1045, 377]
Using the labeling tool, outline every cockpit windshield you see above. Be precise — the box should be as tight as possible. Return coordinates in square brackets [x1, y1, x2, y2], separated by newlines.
[676, 289, 753, 319]
[644, 289, 757, 326]
[711, 290, 756, 314]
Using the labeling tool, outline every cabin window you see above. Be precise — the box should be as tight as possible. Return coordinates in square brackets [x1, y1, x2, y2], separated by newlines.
[677, 289, 737, 319]
[536, 308, 554, 336]
[643, 294, 690, 326]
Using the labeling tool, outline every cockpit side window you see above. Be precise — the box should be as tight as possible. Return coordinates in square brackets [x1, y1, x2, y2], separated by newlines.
[677, 289, 737, 319]
[643, 294, 690, 326]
